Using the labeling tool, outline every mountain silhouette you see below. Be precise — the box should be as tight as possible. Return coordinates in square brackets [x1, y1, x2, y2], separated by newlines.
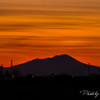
[4, 54, 100, 76]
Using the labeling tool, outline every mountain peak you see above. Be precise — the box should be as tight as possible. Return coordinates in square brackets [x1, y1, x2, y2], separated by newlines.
[53, 54, 70, 58]
[52, 54, 77, 62]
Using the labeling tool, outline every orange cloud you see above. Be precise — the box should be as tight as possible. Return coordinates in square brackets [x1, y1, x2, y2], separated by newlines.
[0, 0, 100, 67]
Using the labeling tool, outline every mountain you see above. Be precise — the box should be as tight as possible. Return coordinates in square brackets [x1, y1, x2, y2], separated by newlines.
[4, 54, 100, 76]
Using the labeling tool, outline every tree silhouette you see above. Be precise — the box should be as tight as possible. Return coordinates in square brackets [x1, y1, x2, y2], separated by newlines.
[5, 70, 11, 79]
[12, 69, 20, 77]
[0, 69, 4, 81]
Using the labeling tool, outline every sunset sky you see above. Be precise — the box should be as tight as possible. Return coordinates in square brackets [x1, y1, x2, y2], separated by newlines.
[0, 0, 100, 67]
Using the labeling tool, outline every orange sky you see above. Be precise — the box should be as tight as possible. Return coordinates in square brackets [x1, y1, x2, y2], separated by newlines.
[0, 0, 100, 67]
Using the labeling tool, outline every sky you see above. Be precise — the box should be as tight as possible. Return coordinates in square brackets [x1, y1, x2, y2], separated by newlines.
[0, 0, 100, 67]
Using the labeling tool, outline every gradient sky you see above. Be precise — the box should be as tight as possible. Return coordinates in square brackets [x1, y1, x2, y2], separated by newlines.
[0, 0, 100, 67]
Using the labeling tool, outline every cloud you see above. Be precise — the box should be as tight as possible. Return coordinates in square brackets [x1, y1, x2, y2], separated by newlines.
[0, 35, 100, 41]
[0, 9, 99, 16]
[1, 21, 100, 32]
[0, 35, 100, 50]
[0, 22, 77, 32]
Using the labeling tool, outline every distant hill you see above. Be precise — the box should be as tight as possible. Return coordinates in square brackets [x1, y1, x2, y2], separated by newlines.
[4, 54, 100, 76]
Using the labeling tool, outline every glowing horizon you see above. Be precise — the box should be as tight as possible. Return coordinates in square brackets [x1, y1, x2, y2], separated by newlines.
[0, 0, 100, 67]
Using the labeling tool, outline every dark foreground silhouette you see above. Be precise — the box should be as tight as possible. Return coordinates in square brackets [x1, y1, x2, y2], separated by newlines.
[0, 54, 100, 99]
[0, 74, 100, 100]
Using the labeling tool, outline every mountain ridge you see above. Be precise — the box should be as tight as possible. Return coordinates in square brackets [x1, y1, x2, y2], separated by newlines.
[4, 54, 100, 76]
